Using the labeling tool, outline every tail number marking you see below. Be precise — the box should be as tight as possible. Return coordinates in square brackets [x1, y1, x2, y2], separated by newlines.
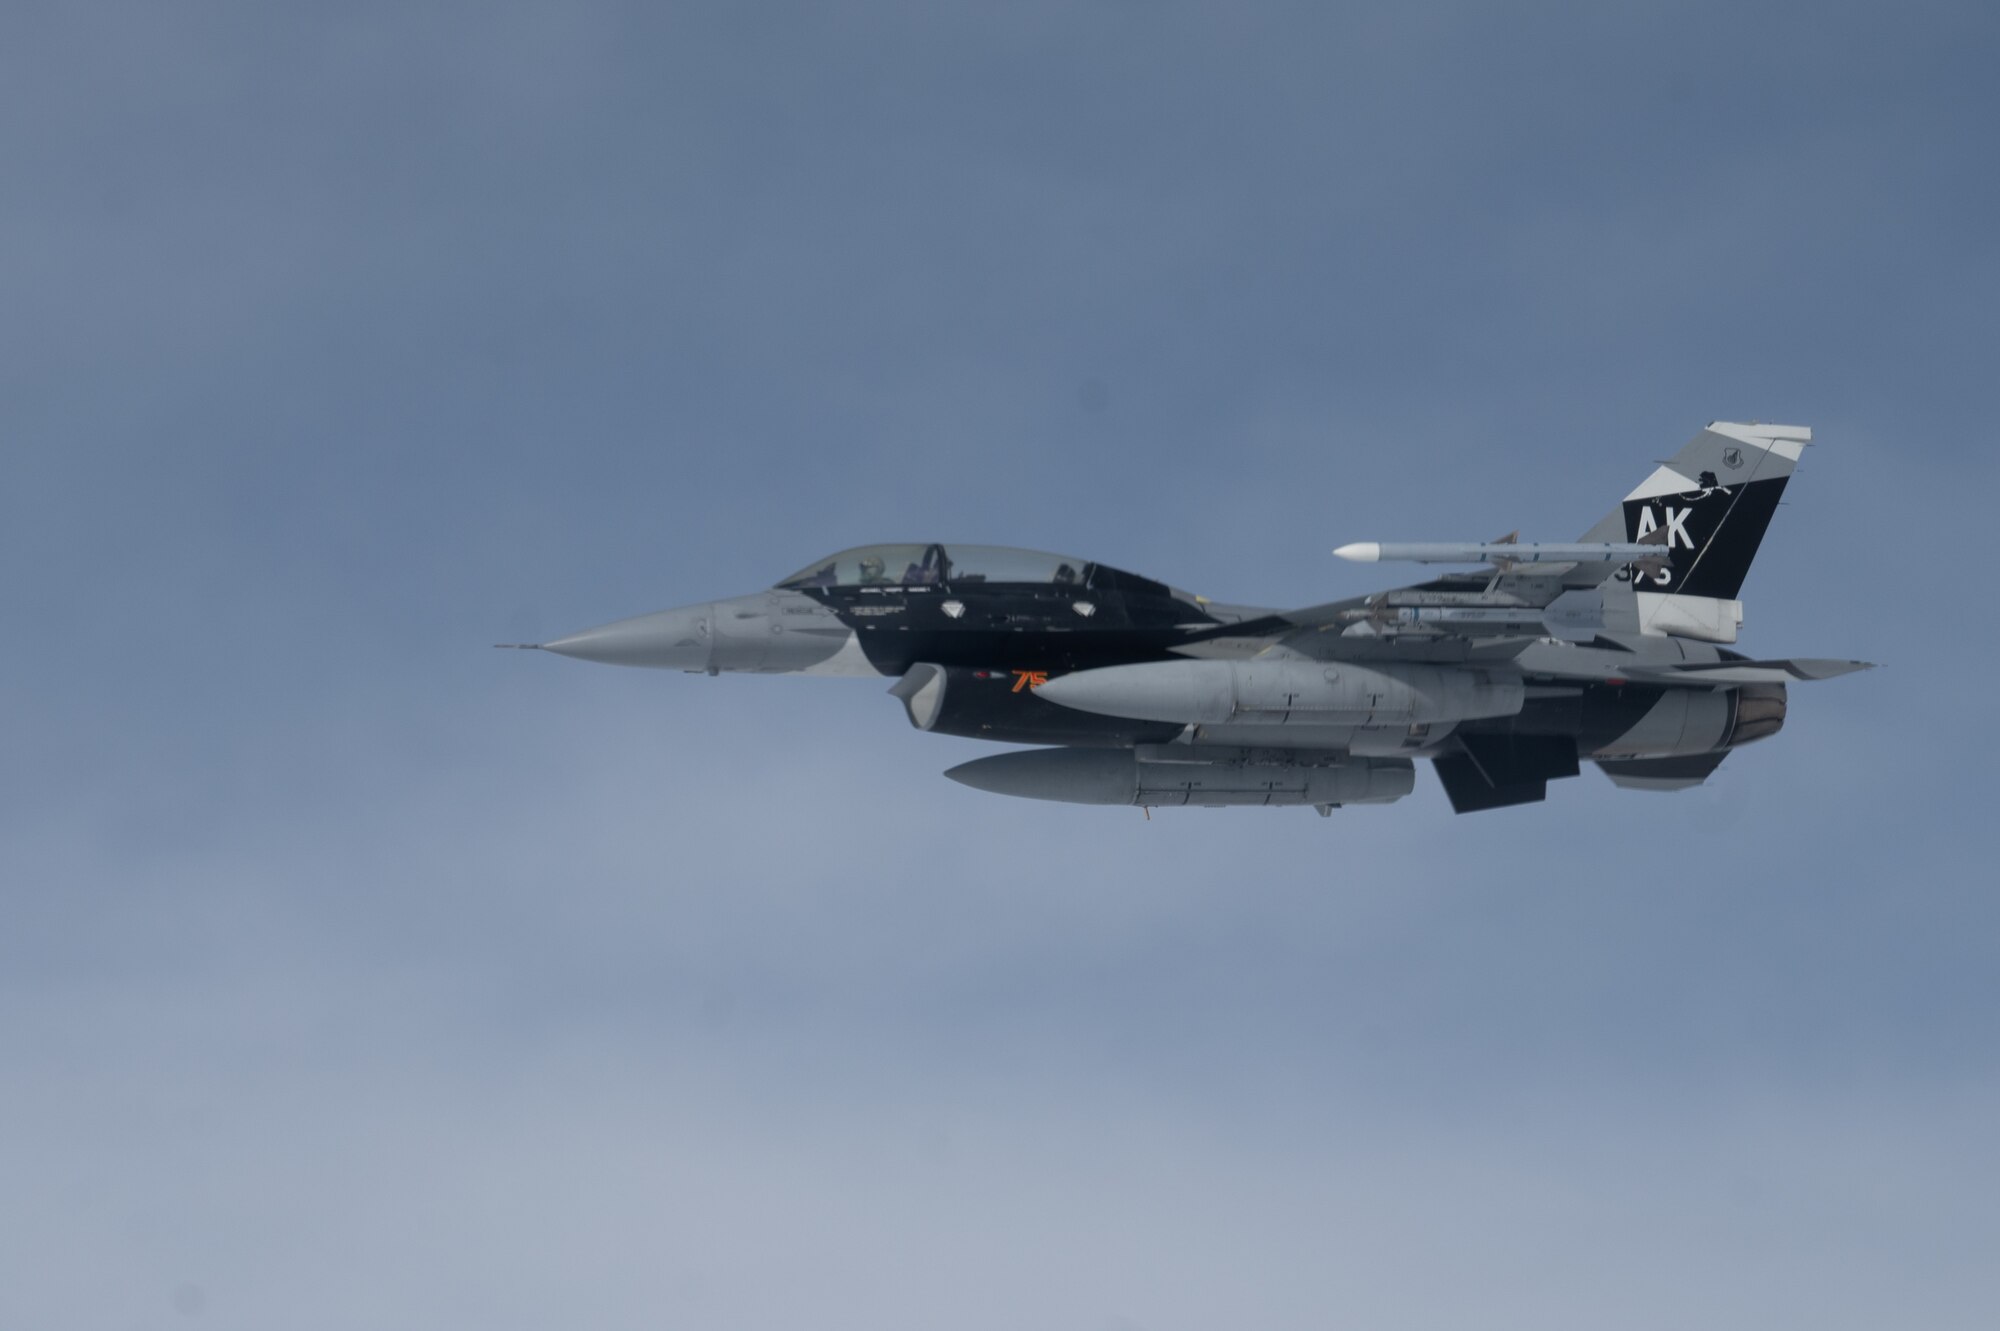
[1011, 670, 1049, 692]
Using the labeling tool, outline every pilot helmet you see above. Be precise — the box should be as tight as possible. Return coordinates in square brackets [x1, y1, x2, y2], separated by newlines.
[858, 554, 886, 580]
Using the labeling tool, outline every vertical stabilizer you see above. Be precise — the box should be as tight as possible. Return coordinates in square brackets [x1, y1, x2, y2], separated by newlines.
[1580, 422, 1808, 642]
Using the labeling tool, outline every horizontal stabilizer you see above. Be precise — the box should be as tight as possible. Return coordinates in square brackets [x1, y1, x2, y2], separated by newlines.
[1626, 658, 1876, 685]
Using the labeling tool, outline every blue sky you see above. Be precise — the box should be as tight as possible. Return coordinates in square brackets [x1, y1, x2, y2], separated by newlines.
[5, 3, 1997, 1327]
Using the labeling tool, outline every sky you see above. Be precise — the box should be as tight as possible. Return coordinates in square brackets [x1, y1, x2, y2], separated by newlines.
[4, 2, 1998, 1327]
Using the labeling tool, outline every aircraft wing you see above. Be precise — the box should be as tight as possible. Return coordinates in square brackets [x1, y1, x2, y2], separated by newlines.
[1171, 568, 1592, 663]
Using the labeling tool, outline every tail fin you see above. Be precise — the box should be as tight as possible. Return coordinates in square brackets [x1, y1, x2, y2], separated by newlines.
[1580, 422, 1808, 642]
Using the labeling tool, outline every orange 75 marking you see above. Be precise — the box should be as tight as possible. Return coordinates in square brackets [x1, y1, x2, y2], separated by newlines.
[1010, 670, 1049, 692]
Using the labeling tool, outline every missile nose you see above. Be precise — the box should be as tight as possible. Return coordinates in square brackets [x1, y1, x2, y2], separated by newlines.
[540, 604, 714, 669]
[1333, 542, 1381, 562]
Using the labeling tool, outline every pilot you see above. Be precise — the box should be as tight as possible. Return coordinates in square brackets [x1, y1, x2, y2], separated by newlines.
[857, 554, 890, 585]
[905, 545, 947, 586]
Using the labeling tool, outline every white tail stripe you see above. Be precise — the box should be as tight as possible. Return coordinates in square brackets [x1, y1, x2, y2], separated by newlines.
[1625, 465, 1697, 502]
[1711, 421, 1810, 462]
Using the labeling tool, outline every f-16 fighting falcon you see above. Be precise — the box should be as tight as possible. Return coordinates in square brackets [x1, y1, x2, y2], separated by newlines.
[510, 422, 1870, 815]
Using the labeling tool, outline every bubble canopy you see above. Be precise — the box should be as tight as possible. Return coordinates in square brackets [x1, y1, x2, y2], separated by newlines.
[775, 543, 1174, 593]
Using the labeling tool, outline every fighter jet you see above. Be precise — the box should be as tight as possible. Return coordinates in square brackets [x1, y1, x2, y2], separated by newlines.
[511, 422, 1870, 814]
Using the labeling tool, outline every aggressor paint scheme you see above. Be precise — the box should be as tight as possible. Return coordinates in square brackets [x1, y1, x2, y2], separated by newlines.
[518, 423, 1870, 815]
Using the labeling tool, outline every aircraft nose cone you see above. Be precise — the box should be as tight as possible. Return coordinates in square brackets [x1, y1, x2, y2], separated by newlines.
[541, 604, 714, 669]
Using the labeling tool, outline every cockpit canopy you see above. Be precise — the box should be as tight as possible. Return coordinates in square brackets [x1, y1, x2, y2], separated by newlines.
[775, 543, 1183, 597]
